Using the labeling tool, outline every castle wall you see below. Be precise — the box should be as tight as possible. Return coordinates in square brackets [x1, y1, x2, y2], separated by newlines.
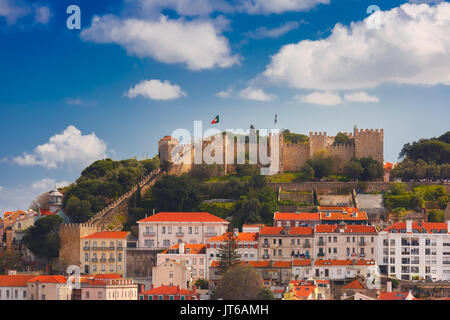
[58, 223, 100, 268]
[354, 129, 384, 162]
[327, 143, 356, 172]
[309, 132, 328, 157]
[282, 143, 310, 172]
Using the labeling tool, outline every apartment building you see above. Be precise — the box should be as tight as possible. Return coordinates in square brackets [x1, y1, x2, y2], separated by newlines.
[377, 220, 450, 281]
[80, 231, 129, 276]
[152, 259, 192, 289]
[206, 231, 259, 263]
[157, 243, 207, 281]
[314, 224, 377, 261]
[318, 207, 368, 225]
[79, 277, 138, 300]
[258, 226, 314, 261]
[27, 276, 72, 300]
[139, 284, 200, 300]
[273, 212, 320, 228]
[0, 275, 35, 300]
[137, 212, 229, 249]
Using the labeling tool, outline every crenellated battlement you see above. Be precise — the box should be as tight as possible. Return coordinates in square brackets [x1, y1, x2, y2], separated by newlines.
[354, 128, 384, 135]
[330, 143, 354, 149]
[309, 131, 327, 137]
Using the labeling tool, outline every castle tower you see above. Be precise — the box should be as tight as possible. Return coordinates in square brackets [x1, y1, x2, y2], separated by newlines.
[309, 132, 328, 157]
[158, 136, 179, 164]
[354, 128, 384, 162]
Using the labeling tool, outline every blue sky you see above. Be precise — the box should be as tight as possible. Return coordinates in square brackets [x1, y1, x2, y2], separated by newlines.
[0, 0, 449, 211]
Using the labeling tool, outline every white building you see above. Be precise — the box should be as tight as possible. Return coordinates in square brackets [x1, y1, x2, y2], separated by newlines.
[0, 275, 35, 300]
[377, 220, 450, 281]
[137, 212, 229, 250]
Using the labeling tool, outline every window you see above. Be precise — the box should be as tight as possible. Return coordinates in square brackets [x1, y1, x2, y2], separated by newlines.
[98, 292, 102, 299]
[86, 292, 90, 299]
[195, 227, 199, 234]
[347, 237, 350, 243]
[85, 253, 89, 262]
[110, 265, 114, 272]
[168, 226, 172, 234]
[93, 265, 97, 271]
[162, 227, 166, 234]
[101, 265, 106, 272]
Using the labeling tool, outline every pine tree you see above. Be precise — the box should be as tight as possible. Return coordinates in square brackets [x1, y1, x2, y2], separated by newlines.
[216, 232, 241, 274]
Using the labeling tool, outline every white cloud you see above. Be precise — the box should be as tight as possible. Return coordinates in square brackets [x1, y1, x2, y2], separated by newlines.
[344, 92, 380, 103]
[239, 0, 329, 14]
[0, 0, 51, 25]
[263, 2, 450, 90]
[0, 178, 69, 212]
[295, 91, 342, 106]
[245, 21, 302, 39]
[239, 86, 274, 101]
[126, 79, 186, 100]
[81, 15, 240, 71]
[216, 87, 233, 98]
[13, 125, 108, 169]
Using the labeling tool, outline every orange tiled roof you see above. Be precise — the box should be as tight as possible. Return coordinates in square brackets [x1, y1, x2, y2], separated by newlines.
[39, 208, 54, 216]
[0, 275, 36, 287]
[92, 274, 122, 280]
[293, 259, 312, 266]
[243, 224, 266, 228]
[28, 275, 67, 283]
[137, 212, 228, 223]
[343, 279, 366, 290]
[274, 212, 320, 221]
[314, 224, 376, 234]
[378, 292, 413, 300]
[273, 261, 292, 268]
[320, 210, 367, 221]
[81, 231, 129, 239]
[314, 260, 353, 266]
[141, 285, 197, 296]
[209, 260, 271, 268]
[260, 226, 313, 236]
[356, 259, 376, 266]
[161, 243, 206, 255]
[384, 222, 448, 234]
[207, 232, 258, 242]
[292, 285, 316, 299]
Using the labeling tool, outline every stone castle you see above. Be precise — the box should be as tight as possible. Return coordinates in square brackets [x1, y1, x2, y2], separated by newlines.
[158, 126, 383, 175]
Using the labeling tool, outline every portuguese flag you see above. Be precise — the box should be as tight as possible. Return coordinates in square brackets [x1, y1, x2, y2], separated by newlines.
[211, 115, 219, 124]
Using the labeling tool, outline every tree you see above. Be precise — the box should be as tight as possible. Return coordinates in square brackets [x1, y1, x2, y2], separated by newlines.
[257, 287, 275, 300]
[344, 160, 364, 180]
[0, 252, 26, 274]
[427, 209, 445, 222]
[215, 265, 264, 300]
[306, 151, 334, 179]
[151, 175, 202, 212]
[334, 132, 351, 144]
[29, 192, 50, 211]
[301, 163, 315, 181]
[282, 130, 309, 144]
[22, 215, 63, 260]
[190, 164, 221, 180]
[216, 232, 241, 274]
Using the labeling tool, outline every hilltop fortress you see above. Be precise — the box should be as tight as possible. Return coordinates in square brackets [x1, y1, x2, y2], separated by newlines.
[158, 126, 383, 175]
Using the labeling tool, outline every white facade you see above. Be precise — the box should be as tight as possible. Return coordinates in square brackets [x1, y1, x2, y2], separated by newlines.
[0, 286, 28, 300]
[377, 221, 450, 281]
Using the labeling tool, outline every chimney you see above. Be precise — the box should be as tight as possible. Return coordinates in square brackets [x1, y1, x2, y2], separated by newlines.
[387, 281, 392, 293]
[233, 228, 239, 237]
[406, 220, 412, 233]
[179, 242, 185, 254]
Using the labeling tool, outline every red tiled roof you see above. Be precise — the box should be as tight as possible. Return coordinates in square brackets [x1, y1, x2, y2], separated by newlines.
[161, 243, 206, 255]
[28, 275, 67, 283]
[293, 285, 316, 298]
[273, 261, 292, 268]
[207, 232, 258, 242]
[259, 226, 313, 235]
[39, 208, 54, 216]
[137, 212, 228, 223]
[81, 231, 129, 239]
[141, 285, 197, 296]
[378, 292, 413, 300]
[314, 260, 353, 266]
[320, 210, 368, 221]
[293, 259, 312, 266]
[92, 274, 122, 280]
[274, 212, 320, 221]
[384, 222, 448, 234]
[0, 275, 36, 287]
[314, 224, 376, 234]
[243, 224, 266, 228]
[344, 279, 366, 290]
[209, 260, 271, 268]
[356, 259, 376, 266]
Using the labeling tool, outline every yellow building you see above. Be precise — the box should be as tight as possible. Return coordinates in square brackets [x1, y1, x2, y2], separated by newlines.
[80, 231, 129, 276]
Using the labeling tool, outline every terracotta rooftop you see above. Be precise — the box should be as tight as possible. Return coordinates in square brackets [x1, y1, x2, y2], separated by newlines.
[207, 232, 258, 242]
[293, 259, 312, 266]
[28, 275, 67, 283]
[260, 226, 313, 236]
[141, 285, 197, 296]
[0, 275, 36, 287]
[137, 212, 229, 223]
[314, 224, 377, 234]
[343, 279, 366, 290]
[384, 222, 449, 234]
[274, 212, 320, 221]
[81, 231, 129, 240]
[314, 260, 353, 266]
[161, 243, 206, 255]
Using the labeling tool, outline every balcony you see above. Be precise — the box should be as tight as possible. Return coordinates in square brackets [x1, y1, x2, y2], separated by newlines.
[317, 252, 325, 257]
[205, 232, 217, 237]
[91, 258, 98, 263]
[108, 258, 115, 263]
[83, 247, 90, 251]
[109, 246, 115, 250]
[262, 254, 269, 259]
[176, 232, 184, 237]
[143, 232, 155, 237]
[100, 258, 107, 263]
[317, 241, 325, 246]
[92, 247, 98, 250]
[303, 243, 311, 248]
[262, 243, 269, 248]
[359, 242, 366, 246]
[359, 253, 366, 258]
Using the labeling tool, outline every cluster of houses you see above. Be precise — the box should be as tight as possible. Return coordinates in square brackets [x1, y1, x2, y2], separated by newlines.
[1, 204, 450, 300]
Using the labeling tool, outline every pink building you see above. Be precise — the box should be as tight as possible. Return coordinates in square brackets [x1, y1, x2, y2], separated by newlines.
[79, 275, 138, 300]
[137, 212, 229, 249]
[139, 284, 199, 300]
[157, 243, 207, 281]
